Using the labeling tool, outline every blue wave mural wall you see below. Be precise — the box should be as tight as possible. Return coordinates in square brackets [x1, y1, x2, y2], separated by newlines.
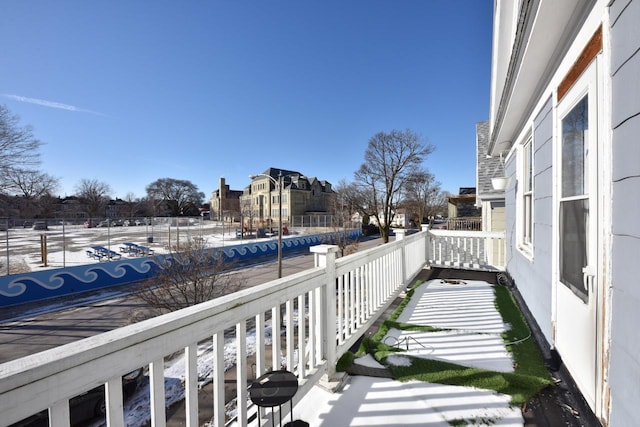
[0, 230, 361, 307]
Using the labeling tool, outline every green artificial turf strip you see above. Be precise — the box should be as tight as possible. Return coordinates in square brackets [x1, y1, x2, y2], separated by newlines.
[384, 354, 551, 406]
[359, 278, 552, 405]
[357, 279, 425, 355]
[336, 351, 355, 372]
[383, 319, 444, 333]
[493, 285, 551, 380]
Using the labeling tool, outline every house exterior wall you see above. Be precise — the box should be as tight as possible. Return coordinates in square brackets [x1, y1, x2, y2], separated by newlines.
[505, 97, 554, 341]
[607, 1, 640, 424]
[489, 0, 640, 424]
[489, 203, 505, 231]
[289, 189, 311, 216]
[244, 177, 290, 224]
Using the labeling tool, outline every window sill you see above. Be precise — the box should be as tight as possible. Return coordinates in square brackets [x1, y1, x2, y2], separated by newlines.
[517, 243, 534, 261]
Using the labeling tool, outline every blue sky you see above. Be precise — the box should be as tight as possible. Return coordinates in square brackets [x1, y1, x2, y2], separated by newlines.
[0, 1, 493, 201]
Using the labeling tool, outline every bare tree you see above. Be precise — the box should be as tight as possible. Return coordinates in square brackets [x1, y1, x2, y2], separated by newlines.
[121, 192, 147, 220]
[329, 180, 360, 256]
[136, 238, 244, 315]
[5, 169, 59, 218]
[403, 169, 443, 229]
[75, 179, 112, 222]
[146, 178, 204, 217]
[0, 105, 44, 191]
[6, 169, 59, 198]
[239, 197, 254, 237]
[431, 191, 449, 220]
[353, 129, 434, 243]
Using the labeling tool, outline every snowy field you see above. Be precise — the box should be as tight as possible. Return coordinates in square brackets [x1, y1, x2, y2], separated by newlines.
[0, 221, 322, 274]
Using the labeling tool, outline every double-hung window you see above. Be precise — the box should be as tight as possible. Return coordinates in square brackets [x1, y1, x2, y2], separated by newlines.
[520, 137, 534, 251]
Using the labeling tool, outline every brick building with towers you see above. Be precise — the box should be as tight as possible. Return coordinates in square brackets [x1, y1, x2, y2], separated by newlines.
[210, 177, 243, 222]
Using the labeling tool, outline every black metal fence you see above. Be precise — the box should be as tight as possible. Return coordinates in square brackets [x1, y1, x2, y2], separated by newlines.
[0, 216, 350, 276]
[0, 216, 211, 276]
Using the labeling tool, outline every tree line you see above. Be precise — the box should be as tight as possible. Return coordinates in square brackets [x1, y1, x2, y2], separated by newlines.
[0, 105, 206, 221]
[2, 103, 448, 238]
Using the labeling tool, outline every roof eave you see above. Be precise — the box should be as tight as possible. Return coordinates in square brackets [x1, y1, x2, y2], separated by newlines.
[489, 0, 594, 156]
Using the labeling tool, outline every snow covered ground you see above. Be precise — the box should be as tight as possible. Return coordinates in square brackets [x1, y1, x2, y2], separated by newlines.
[8, 229, 523, 426]
[5, 222, 265, 273]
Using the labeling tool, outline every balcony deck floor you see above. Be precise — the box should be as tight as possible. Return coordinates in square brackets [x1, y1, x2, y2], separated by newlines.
[288, 268, 589, 427]
[291, 271, 522, 426]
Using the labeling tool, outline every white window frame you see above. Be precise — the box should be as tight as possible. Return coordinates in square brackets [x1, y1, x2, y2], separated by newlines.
[517, 134, 534, 256]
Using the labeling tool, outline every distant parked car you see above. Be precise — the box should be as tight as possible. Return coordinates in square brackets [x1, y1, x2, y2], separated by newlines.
[32, 221, 48, 231]
[10, 368, 143, 427]
[431, 220, 447, 230]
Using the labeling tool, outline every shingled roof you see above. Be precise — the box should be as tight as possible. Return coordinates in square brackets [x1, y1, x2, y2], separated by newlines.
[476, 120, 505, 198]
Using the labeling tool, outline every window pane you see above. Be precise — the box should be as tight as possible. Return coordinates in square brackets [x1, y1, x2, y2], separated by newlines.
[560, 198, 588, 302]
[524, 194, 532, 244]
[525, 141, 532, 192]
[561, 96, 588, 198]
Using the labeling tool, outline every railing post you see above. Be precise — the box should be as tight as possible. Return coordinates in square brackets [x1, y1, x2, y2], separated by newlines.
[422, 225, 431, 268]
[486, 234, 494, 267]
[150, 358, 166, 427]
[310, 244, 339, 380]
[393, 229, 408, 287]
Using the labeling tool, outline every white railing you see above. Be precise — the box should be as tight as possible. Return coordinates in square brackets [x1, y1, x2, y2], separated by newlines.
[427, 229, 506, 271]
[0, 230, 426, 427]
[445, 216, 482, 231]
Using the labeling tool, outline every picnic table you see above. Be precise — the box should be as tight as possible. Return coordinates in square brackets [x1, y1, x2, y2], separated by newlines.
[87, 245, 122, 261]
[119, 242, 154, 257]
[119, 242, 137, 254]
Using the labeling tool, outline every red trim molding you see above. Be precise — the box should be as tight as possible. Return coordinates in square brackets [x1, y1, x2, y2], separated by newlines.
[557, 25, 603, 102]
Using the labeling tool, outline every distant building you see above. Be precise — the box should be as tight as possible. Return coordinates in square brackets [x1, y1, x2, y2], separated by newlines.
[210, 177, 243, 222]
[447, 187, 480, 219]
[475, 120, 505, 234]
[241, 167, 334, 228]
[390, 208, 411, 228]
[446, 187, 481, 230]
[369, 208, 410, 228]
